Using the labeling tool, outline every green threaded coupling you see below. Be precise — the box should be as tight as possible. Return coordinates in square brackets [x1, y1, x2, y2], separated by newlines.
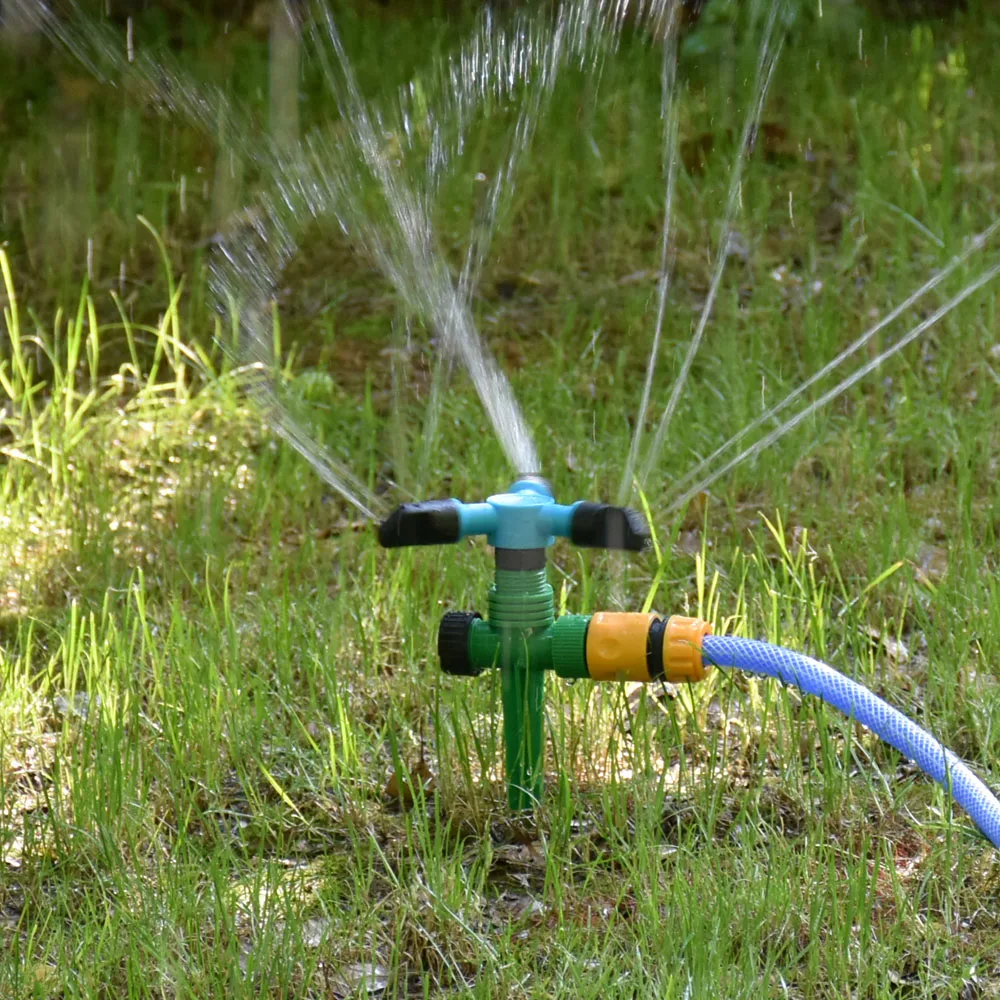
[551, 614, 590, 679]
[487, 569, 555, 630]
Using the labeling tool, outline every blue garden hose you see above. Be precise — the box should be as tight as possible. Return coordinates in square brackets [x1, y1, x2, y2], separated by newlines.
[702, 635, 1000, 850]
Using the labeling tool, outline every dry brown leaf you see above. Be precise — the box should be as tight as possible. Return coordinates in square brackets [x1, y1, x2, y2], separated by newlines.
[383, 757, 435, 808]
[676, 529, 701, 556]
[492, 841, 546, 869]
[861, 626, 910, 665]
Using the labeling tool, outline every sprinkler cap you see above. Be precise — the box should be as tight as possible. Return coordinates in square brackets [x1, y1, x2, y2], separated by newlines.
[512, 475, 552, 495]
[570, 503, 651, 552]
[438, 611, 484, 676]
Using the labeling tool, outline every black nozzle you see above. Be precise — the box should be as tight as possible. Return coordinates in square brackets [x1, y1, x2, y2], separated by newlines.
[438, 611, 483, 676]
[570, 502, 651, 552]
[378, 500, 461, 548]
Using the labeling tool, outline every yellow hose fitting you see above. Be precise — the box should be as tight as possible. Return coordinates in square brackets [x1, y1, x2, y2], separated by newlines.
[662, 615, 713, 682]
[586, 612, 657, 682]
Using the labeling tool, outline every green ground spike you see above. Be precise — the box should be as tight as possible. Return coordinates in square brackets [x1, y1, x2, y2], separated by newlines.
[489, 566, 553, 809]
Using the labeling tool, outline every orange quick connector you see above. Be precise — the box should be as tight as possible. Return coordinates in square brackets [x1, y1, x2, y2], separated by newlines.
[659, 615, 713, 683]
[586, 612, 658, 682]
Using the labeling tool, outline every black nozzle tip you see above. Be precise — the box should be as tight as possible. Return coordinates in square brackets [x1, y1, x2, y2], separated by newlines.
[377, 500, 461, 548]
[570, 502, 651, 552]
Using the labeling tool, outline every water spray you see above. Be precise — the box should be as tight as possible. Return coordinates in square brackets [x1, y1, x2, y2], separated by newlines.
[379, 478, 1000, 849]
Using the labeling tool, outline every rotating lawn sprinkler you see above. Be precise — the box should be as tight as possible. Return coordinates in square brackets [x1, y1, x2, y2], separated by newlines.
[378, 478, 1000, 850]
[378, 476, 708, 809]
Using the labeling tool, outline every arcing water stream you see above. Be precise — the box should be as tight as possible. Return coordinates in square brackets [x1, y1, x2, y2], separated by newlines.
[616, 1, 681, 505]
[666, 258, 1000, 513]
[634, 0, 787, 494]
[661, 217, 1000, 512]
[13, 0, 1000, 523]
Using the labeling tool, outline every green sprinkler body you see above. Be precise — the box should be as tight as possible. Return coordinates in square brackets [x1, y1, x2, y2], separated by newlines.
[378, 478, 712, 810]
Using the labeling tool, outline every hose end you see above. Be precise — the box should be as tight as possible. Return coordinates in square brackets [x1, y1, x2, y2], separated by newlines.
[662, 616, 713, 682]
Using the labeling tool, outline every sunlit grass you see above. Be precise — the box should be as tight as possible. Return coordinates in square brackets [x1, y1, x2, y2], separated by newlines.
[3, 2, 1000, 997]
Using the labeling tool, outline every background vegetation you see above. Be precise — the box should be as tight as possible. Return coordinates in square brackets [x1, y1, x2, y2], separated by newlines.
[2, 1, 1000, 996]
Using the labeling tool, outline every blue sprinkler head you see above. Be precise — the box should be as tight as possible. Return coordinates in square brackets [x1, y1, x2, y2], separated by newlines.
[377, 479, 651, 554]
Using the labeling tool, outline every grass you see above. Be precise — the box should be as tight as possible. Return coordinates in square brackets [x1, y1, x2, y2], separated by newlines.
[3, 1, 1000, 996]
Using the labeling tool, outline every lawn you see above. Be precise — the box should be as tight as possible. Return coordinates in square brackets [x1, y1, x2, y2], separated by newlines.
[2, 1, 1000, 996]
